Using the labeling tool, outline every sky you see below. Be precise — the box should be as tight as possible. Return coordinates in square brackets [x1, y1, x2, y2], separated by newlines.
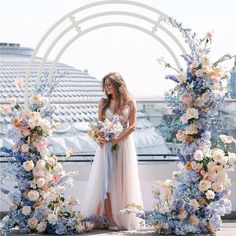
[0, 0, 236, 98]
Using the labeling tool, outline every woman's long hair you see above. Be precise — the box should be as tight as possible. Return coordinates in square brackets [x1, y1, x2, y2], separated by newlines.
[101, 72, 131, 117]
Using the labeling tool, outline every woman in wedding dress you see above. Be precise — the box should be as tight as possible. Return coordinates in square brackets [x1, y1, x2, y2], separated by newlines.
[81, 72, 143, 230]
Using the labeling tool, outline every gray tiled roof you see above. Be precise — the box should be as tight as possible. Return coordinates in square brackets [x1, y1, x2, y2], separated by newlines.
[0, 43, 171, 158]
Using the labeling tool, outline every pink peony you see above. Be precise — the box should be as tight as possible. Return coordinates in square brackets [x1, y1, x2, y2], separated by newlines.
[51, 175, 61, 184]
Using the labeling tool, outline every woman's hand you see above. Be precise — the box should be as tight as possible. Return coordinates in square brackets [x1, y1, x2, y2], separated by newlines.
[97, 135, 107, 148]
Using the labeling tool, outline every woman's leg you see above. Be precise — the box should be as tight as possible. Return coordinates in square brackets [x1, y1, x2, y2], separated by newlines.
[105, 192, 117, 227]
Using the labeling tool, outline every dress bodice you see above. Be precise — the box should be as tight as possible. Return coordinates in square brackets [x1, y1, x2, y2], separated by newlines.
[105, 103, 131, 129]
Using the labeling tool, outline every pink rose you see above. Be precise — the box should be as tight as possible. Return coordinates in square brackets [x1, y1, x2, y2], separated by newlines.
[51, 175, 61, 184]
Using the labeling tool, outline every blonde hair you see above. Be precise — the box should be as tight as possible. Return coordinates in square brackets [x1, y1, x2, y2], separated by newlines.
[101, 72, 131, 116]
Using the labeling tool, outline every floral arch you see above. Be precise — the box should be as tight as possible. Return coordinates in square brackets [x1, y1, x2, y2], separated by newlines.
[0, 0, 236, 235]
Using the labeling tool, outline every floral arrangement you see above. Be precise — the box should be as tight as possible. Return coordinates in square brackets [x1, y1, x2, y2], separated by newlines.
[123, 18, 236, 235]
[0, 76, 95, 234]
[147, 18, 236, 235]
[88, 114, 123, 151]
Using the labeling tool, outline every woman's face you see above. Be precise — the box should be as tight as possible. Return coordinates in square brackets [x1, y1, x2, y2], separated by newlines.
[104, 78, 115, 96]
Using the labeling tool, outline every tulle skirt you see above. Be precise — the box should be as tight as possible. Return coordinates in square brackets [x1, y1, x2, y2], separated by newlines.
[80, 134, 143, 230]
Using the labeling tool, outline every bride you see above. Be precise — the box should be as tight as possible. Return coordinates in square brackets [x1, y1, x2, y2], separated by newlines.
[80, 72, 143, 230]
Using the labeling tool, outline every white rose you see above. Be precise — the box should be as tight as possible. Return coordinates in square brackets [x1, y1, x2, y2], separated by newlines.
[186, 124, 198, 135]
[189, 199, 200, 211]
[195, 69, 203, 78]
[23, 160, 35, 171]
[47, 214, 58, 224]
[194, 150, 204, 161]
[212, 149, 225, 163]
[35, 177, 46, 188]
[36, 221, 47, 233]
[21, 144, 30, 152]
[28, 218, 38, 229]
[186, 108, 199, 120]
[198, 180, 211, 192]
[27, 190, 39, 201]
[22, 206, 31, 215]
[206, 190, 215, 200]
[212, 182, 224, 193]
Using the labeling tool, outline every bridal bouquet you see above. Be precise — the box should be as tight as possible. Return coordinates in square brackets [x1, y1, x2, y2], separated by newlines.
[88, 114, 123, 151]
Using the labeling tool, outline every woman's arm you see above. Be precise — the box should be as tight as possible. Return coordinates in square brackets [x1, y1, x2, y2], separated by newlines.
[112, 100, 136, 145]
[97, 98, 106, 148]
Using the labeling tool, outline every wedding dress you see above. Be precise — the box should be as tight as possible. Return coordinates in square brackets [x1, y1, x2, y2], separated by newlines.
[80, 102, 143, 230]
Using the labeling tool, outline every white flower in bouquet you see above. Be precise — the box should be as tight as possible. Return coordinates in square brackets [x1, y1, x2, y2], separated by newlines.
[206, 190, 215, 200]
[35, 177, 46, 188]
[198, 180, 211, 192]
[186, 108, 199, 120]
[27, 190, 40, 201]
[189, 199, 200, 211]
[212, 149, 225, 163]
[37, 221, 47, 233]
[22, 206, 31, 215]
[186, 124, 198, 134]
[193, 150, 204, 161]
[21, 143, 30, 152]
[212, 182, 224, 193]
[27, 218, 38, 229]
[23, 160, 34, 171]
[47, 213, 58, 224]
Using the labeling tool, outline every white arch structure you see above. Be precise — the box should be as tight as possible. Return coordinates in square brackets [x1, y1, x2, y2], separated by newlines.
[24, 0, 188, 108]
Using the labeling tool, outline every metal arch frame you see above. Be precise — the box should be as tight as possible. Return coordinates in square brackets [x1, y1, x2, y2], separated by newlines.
[24, 0, 188, 108]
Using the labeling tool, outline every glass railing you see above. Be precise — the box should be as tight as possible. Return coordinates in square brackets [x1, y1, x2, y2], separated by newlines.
[0, 98, 235, 160]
